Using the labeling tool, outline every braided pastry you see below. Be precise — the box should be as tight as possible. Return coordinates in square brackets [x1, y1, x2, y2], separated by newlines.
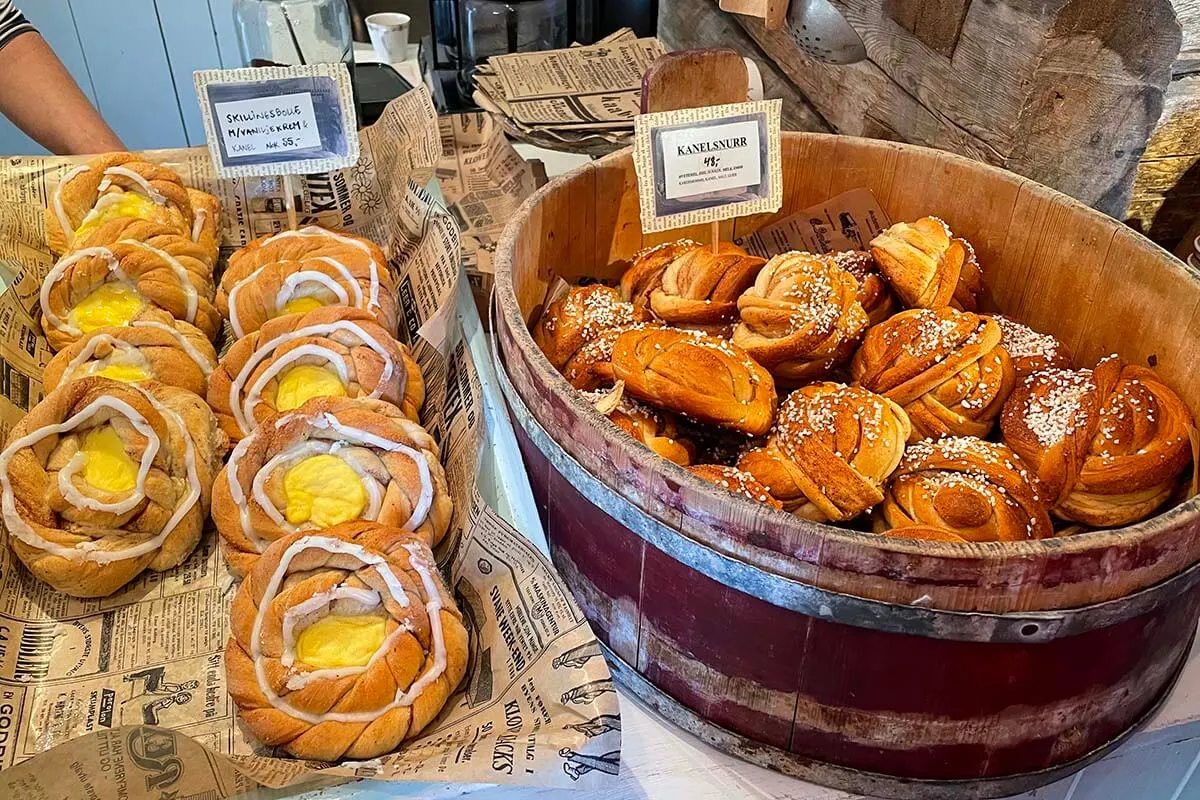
[733, 252, 869, 385]
[647, 243, 765, 334]
[851, 307, 1015, 441]
[989, 315, 1072, 380]
[738, 383, 911, 522]
[1000, 357, 1194, 526]
[207, 307, 423, 443]
[40, 237, 222, 351]
[877, 436, 1053, 542]
[619, 240, 701, 308]
[220, 226, 398, 338]
[225, 522, 468, 761]
[736, 440, 806, 511]
[44, 319, 216, 396]
[534, 284, 652, 372]
[869, 217, 982, 310]
[213, 397, 451, 577]
[46, 153, 217, 257]
[830, 250, 897, 325]
[587, 384, 694, 466]
[611, 327, 777, 436]
[689, 465, 782, 509]
[0, 378, 224, 596]
[77, 216, 218, 277]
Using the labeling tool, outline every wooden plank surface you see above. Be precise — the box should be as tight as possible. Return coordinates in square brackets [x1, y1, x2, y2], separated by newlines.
[883, 0, 971, 57]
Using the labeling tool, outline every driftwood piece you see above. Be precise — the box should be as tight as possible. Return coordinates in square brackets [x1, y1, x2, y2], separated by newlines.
[657, 0, 833, 134]
[662, 0, 1189, 228]
[641, 49, 750, 113]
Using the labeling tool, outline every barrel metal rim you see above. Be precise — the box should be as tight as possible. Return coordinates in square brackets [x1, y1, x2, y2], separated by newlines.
[494, 342, 1200, 642]
[602, 636, 1193, 800]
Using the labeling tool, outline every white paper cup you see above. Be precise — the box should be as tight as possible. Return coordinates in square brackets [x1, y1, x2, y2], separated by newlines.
[366, 12, 410, 63]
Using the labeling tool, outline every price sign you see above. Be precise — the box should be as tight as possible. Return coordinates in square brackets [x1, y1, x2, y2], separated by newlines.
[633, 99, 782, 233]
[193, 63, 359, 179]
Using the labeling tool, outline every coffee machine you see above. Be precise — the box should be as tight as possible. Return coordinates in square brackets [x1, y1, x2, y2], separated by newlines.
[421, 0, 657, 111]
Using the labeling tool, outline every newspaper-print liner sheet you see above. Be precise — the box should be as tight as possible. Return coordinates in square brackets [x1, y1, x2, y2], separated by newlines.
[0, 87, 620, 799]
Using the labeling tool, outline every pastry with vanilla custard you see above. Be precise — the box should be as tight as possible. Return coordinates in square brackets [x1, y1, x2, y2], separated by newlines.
[0, 377, 225, 597]
[40, 232, 222, 351]
[45, 152, 219, 260]
[211, 397, 451, 576]
[44, 319, 217, 396]
[207, 306, 423, 443]
[219, 225, 399, 338]
[225, 521, 468, 761]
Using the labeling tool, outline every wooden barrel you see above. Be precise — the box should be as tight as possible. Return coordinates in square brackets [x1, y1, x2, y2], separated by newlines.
[492, 133, 1200, 798]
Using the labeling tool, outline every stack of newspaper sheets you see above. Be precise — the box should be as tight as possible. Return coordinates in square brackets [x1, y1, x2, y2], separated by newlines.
[472, 29, 665, 151]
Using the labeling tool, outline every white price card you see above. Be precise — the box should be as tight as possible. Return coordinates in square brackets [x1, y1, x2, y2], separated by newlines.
[193, 63, 359, 179]
[633, 99, 782, 234]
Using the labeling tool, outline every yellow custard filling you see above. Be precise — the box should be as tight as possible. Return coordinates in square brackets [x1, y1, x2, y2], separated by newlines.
[274, 363, 346, 411]
[74, 193, 159, 242]
[93, 362, 150, 383]
[281, 295, 327, 315]
[69, 283, 144, 334]
[81, 425, 137, 493]
[283, 454, 367, 528]
[295, 613, 387, 669]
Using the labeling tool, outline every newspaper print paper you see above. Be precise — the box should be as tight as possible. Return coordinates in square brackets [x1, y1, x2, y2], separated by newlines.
[0, 87, 620, 798]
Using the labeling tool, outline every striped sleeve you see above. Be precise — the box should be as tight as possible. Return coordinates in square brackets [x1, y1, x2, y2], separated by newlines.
[0, 0, 35, 50]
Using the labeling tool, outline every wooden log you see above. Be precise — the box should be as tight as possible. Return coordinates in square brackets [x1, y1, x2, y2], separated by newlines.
[656, 0, 833, 134]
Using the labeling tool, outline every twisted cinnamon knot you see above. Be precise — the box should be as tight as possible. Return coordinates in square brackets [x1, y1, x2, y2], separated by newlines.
[0, 377, 225, 596]
[1000, 357, 1195, 526]
[739, 383, 910, 522]
[619, 240, 702, 308]
[989, 315, 1072, 380]
[733, 252, 869, 385]
[45, 153, 220, 258]
[213, 397, 451, 577]
[830, 250, 897, 325]
[44, 318, 217, 397]
[877, 436, 1052, 541]
[689, 465, 782, 509]
[534, 285, 652, 372]
[869, 216, 982, 310]
[647, 243, 765, 334]
[40, 233, 222, 351]
[207, 306, 424, 443]
[586, 384, 694, 466]
[220, 226, 399, 338]
[225, 522, 468, 761]
[851, 307, 1015, 441]
[611, 327, 777, 436]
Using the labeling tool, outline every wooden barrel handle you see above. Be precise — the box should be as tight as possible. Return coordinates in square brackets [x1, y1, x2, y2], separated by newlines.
[640, 49, 751, 114]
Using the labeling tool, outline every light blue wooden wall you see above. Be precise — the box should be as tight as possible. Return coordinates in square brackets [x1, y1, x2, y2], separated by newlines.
[0, 0, 241, 154]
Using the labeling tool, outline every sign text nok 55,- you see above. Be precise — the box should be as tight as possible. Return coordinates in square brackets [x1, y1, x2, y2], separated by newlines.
[193, 63, 359, 179]
[633, 99, 782, 234]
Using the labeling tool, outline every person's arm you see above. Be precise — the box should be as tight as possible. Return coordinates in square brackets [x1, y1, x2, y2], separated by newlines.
[0, 4, 123, 154]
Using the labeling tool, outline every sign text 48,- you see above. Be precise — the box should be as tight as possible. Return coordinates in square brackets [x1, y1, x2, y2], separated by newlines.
[214, 92, 322, 158]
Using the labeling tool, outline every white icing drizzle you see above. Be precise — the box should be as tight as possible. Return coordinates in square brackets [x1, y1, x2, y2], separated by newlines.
[57, 334, 152, 385]
[52, 400, 159, 514]
[250, 536, 445, 724]
[0, 387, 201, 564]
[53, 164, 90, 245]
[97, 167, 167, 204]
[130, 321, 215, 376]
[120, 239, 197, 323]
[279, 586, 383, 669]
[191, 208, 208, 243]
[228, 320, 398, 436]
[242, 343, 350, 423]
[261, 227, 384, 311]
[226, 412, 433, 553]
[226, 266, 263, 339]
[274, 270, 350, 312]
[307, 255, 371, 310]
[40, 247, 126, 336]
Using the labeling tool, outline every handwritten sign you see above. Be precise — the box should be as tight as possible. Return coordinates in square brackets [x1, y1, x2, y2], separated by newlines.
[193, 64, 359, 179]
[633, 99, 781, 233]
